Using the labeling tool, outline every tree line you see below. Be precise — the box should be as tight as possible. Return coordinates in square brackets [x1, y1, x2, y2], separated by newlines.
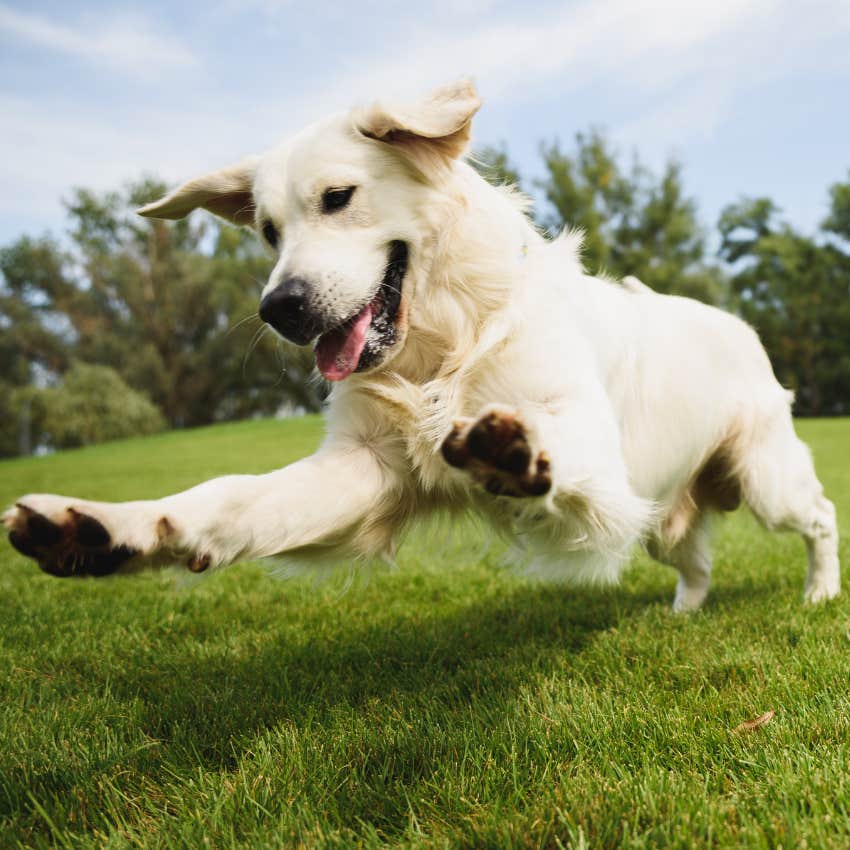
[1, 135, 848, 456]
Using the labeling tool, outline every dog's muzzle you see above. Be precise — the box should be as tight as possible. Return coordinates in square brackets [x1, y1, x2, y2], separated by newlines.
[258, 276, 324, 346]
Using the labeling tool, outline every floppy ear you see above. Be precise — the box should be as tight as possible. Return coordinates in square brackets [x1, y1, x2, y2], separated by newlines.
[353, 78, 481, 175]
[136, 157, 259, 225]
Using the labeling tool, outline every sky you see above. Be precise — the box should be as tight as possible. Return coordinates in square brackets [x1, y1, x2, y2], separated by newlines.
[2, 0, 849, 248]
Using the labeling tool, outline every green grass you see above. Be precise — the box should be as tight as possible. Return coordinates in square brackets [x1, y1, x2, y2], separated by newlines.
[1, 417, 849, 849]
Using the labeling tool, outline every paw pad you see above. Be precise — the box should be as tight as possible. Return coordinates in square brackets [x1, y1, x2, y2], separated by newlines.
[187, 553, 211, 573]
[5, 504, 137, 577]
[441, 411, 552, 498]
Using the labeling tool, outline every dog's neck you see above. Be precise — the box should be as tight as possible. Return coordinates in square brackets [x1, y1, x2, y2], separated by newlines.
[392, 162, 538, 385]
[331, 163, 542, 475]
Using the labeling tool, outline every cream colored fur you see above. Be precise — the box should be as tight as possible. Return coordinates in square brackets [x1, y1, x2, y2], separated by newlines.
[4, 80, 840, 610]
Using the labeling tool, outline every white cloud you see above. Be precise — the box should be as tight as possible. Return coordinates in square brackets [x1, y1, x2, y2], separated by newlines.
[606, 0, 850, 157]
[1, 0, 849, 239]
[294, 0, 849, 148]
[0, 4, 197, 78]
[303, 0, 776, 107]
[215, 0, 292, 15]
[613, 81, 732, 163]
[0, 92, 268, 227]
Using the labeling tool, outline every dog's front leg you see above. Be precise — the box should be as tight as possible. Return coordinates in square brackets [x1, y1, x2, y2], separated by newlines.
[4, 445, 394, 577]
[442, 402, 654, 576]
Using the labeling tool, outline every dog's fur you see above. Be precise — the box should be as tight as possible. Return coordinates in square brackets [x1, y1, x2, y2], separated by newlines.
[3, 80, 840, 610]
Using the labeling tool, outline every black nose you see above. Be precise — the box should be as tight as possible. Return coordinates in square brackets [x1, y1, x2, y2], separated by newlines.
[258, 277, 322, 345]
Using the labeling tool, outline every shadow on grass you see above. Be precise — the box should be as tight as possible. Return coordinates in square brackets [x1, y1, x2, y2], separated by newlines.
[113, 581, 667, 750]
[6, 569, 792, 842]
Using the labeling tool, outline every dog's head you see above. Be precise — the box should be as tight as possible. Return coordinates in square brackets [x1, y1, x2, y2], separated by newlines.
[138, 79, 480, 381]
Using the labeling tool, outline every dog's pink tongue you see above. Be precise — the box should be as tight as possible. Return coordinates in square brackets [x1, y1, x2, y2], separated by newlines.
[315, 304, 373, 381]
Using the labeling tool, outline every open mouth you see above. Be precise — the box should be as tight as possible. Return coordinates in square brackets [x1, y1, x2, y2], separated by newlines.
[314, 241, 408, 381]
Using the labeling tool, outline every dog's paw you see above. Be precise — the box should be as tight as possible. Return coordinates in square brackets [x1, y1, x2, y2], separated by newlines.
[803, 576, 840, 604]
[441, 408, 552, 497]
[3, 497, 139, 577]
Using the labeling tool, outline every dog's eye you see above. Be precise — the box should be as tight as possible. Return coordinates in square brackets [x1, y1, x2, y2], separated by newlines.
[322, 186, 356, 214]
[261, 220, 280, 249]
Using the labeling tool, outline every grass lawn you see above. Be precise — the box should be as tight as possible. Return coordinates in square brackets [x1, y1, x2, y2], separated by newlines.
[1, 416, 849, 849]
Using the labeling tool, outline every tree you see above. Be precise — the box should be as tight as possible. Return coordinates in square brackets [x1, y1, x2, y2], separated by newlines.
[0, 235, 75, 455]
[475, 132, 725, 304]
[0, 179, 322, 456]
[538, 131, 724, 303]
[719, 184, 850, 415]
[63, 179, 321, 426]
[37, 362, 166, 449]
[0, 235, 73, 382]
[823, 174, 850, 242]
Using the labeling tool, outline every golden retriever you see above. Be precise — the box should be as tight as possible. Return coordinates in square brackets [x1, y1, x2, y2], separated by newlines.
[4, 80, 839, 611]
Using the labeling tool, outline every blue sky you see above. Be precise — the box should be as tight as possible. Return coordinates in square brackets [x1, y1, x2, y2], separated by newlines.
[2, 0, 849, 248]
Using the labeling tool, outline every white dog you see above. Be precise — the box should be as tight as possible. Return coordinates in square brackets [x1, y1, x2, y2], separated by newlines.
[3, 80, 840, 611]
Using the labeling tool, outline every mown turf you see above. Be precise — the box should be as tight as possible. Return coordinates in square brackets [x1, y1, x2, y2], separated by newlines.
[1, 417, 849, 849]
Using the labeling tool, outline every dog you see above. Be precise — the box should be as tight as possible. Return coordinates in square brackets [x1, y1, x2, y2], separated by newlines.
[3, 79, 840, 611]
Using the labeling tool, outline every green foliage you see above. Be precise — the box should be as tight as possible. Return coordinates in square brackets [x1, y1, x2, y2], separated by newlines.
[0, 235, 73, 384]
[62, 179, 321, 426]
[34, 362, 166, 450]
[0, 179, 321, 457]
[1, 416, 850, 847]
[823, 172, 850, 241]
[538, 131, 725, 303]
[0, 381, 28, 457]
[474, 132, 726, 304]
[720, 184, 850, 415]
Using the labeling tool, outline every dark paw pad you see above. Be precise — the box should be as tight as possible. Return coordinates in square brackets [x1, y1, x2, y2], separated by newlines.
[187, 553, 211, 574]
[70, 510, 112, 548]
[440, 411, 552, 498]
[7, 504, 137, 578]
[22, 507, 64, 546]
[441, 424, 470, 469]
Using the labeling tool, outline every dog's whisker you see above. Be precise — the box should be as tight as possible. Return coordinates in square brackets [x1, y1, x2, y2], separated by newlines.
[227, 312, 262, 338]
[273, 340, 287, 370]
[242, 325, 270, 375]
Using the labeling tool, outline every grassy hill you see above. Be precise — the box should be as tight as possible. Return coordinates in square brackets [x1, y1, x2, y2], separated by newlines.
[1, 417, 849, 848]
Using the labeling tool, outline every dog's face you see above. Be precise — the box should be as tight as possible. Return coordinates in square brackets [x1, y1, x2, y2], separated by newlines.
[252, 120, 419, 381]
[139, 80, 480, 381]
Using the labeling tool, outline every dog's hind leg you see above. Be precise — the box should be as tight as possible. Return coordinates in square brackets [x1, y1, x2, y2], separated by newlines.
[735, 406, 840, 603]
[650, 513, 714, 613]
